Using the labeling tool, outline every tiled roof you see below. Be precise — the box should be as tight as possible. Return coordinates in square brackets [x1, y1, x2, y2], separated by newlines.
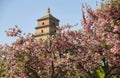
[37, 8, 59, 21]
[37, 14, 59, 21]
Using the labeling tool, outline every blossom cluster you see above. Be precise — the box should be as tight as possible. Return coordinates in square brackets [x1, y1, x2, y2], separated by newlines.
[0, 0, 120, 78]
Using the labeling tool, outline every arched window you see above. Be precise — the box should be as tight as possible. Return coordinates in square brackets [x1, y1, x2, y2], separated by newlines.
[55, 30, 56, 32]
[42, 22, 44, 25]
[53, 22, 55, 26]
[41, 30, 43, 33]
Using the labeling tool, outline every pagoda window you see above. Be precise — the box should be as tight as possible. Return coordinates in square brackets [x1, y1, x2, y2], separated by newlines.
[53, 22, 56, 26]
[42, 22, 44, 25]
[41, 30, 43, 33]
[55, 30, 56, 32]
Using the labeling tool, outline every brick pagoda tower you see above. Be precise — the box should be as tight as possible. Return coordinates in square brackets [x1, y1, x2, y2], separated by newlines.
[34, 8, 59, 40]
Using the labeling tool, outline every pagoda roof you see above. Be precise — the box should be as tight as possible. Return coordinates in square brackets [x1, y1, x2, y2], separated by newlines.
[37, 14, 59, 21]
[37, 8, 59, 21]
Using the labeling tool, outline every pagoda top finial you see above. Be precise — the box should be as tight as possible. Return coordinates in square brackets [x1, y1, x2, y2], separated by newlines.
[47, 7, 50, 14]
[37, 7, 59, 21]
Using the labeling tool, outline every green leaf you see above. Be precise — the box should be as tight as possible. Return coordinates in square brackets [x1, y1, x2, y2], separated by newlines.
[95, 69, 105, 78]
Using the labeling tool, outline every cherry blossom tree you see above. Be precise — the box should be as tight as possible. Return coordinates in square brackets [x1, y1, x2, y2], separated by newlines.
[0, 0, 120, 78]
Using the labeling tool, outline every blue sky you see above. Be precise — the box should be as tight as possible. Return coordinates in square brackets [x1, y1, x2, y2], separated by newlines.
[0, 0, 100, 44]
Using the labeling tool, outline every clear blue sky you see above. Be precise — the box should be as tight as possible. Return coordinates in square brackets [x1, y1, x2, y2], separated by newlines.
[0, 0, 100, 44]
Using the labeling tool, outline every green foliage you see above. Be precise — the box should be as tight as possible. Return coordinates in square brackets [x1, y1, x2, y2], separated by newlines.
[0, 61, 6, 78]
[0, 69, 5, 77]
[25, 66, 40, 78]
[95, 69, 105, 78]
